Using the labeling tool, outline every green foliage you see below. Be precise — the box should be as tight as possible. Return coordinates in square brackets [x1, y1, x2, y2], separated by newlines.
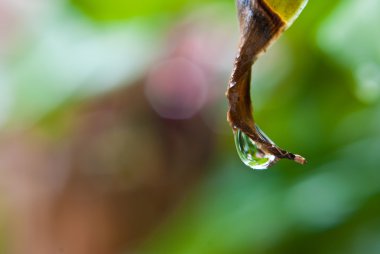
[70, 0, 231, 20]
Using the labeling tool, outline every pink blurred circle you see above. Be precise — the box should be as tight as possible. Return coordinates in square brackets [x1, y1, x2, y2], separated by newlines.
[145, 57, 208, 119]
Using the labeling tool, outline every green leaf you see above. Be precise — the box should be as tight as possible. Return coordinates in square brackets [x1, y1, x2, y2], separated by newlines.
[264, 0, 309, 25]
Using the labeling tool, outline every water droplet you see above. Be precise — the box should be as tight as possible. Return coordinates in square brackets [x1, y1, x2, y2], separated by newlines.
[234, 129, 277, 170]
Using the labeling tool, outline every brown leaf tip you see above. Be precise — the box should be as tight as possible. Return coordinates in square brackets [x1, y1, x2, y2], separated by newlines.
[294, 154, 307, 165]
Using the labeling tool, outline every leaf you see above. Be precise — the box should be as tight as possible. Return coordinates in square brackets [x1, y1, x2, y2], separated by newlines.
[227, 0, 308, 167]
[264, 0, 309, 26]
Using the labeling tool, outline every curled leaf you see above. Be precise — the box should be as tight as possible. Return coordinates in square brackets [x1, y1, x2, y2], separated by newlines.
[227, 0, 308, 169]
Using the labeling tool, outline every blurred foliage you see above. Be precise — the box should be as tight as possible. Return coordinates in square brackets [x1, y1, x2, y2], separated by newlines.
[70, 0, 231, 21]
[1, 0, 380, 253]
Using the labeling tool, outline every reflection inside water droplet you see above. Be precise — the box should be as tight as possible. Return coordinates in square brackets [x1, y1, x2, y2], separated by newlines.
[234, 129, 277, 170]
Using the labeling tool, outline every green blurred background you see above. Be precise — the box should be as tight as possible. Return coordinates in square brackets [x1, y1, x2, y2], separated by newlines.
[0, 0, 380, 253]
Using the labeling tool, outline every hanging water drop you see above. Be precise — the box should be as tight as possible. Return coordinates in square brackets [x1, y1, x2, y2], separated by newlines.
[227, 0, 309, 169]
[234, 129, 277, 170]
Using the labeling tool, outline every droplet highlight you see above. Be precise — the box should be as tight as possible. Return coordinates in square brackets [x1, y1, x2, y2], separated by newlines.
[234, 129, 277, 170]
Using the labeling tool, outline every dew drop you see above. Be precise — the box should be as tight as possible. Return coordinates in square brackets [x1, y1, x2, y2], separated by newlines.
[234, 129, 277, 170]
